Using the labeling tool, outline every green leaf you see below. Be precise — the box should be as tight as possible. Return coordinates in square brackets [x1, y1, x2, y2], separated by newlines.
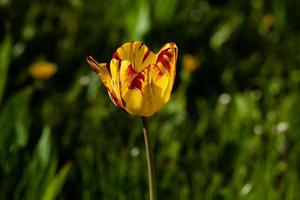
[0, 35, 12, 105]
[154, 0, 178, 25]
[42, 162, 72, 200]
[38, 126, 52, 166]
[124, 0, 150, 40]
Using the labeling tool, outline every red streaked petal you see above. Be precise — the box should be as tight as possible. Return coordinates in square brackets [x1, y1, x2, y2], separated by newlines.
[126, 64, 138, 78]
[112, 52, 121, 61]
[157, 51, 172, 71]
[156, 43, 178, 73]
[142, 48, 151, 63]
[86, 56, 112, 89]
[108, 91, 122, 108]
[138, 42, 144, 50]
[114, 41, 156, 72]
[129, 73, 145, 90]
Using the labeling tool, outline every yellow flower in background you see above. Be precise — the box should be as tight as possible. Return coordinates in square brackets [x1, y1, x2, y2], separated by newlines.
[182, 54, 200, 72]
[87, 41, 178, 117]
[29, 61, 57, 80]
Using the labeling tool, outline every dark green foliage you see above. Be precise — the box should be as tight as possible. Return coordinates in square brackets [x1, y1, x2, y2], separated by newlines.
[0, 0, 300, 199]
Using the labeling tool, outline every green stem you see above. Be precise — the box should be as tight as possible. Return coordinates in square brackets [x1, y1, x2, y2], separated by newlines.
[141, 117, 156, 200]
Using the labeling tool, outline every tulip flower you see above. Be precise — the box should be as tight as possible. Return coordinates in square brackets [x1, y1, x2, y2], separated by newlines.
[87, 41, 178, 200]
[28, 61, 57, 80]
[87, 41, 178, 117]
[182, 54, 200, 72]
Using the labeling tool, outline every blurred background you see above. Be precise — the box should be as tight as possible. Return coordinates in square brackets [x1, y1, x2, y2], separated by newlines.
[1, 0, 300, 199]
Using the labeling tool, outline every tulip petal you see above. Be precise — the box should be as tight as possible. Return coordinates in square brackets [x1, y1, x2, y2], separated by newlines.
[109, 58, 127, 108]
[107, 90, 123, 108]
[156, 42, 178, 73]
[122, 64, 169, 116]
[119, 60, 138, 91]
[87, 56, 124, 108]
[114, 41, 156, 72]
[87, 56, 112, 88]
[156, 42, 178, 102]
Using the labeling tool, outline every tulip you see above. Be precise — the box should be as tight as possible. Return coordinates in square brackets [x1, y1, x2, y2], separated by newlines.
[28, 61, 57, 80]
[182, 54, 200, 72]
[87, 41, 178, 117]
[87, 41, 178, 200]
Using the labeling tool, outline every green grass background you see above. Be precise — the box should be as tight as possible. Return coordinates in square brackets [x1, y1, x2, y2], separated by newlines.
[1, 0, 300, 199]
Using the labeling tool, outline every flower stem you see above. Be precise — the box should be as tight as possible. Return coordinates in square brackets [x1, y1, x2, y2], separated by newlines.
[141, 117, 156, 200]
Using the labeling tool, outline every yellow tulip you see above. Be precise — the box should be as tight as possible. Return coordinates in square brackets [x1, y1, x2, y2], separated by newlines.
[87, 41, 178, 117]
[28, 61, 57, 80]
[182, 54, 200, 72]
